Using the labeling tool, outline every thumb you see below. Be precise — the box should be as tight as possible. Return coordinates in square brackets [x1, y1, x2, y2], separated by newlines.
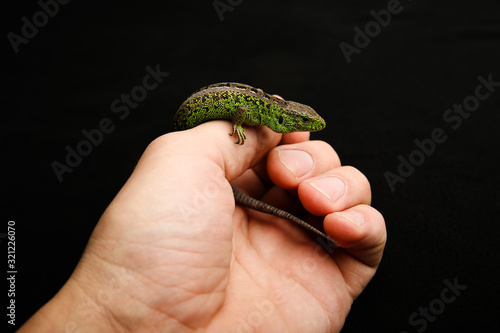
[102, 120, 282, 237]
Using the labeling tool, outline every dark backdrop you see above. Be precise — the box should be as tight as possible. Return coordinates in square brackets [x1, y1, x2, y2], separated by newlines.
[4, 0, 499, 332]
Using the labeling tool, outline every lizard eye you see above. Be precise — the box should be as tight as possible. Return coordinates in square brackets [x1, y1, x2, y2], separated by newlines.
[278, 115, 284, 124]
[302, 117, 309, 122]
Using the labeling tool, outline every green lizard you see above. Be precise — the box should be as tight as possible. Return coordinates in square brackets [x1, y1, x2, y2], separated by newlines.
[173, 82, 326, 144]
[172, 82, 336, 245]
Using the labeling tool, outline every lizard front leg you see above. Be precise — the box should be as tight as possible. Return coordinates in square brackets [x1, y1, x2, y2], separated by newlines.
[229, 106, 251, 144]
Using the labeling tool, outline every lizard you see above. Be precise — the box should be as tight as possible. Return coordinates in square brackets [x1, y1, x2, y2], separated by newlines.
[172, 82, 337, 245]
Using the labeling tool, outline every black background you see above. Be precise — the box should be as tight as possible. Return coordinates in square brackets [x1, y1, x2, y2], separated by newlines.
[3, 0, 500, 332]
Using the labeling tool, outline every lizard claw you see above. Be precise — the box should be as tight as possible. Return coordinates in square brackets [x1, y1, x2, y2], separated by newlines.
[229, 124, 246, 145]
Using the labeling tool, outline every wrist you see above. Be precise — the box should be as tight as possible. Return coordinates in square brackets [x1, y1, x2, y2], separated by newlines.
[19, 276, 117, 332]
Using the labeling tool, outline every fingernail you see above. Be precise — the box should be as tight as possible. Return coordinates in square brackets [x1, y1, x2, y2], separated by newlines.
[335, 210, 365, 227]
[307, 177, 346, 203]
[278, 149, 314, 178]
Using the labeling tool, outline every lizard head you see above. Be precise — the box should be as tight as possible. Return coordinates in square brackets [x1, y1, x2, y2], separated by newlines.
[272, 101, 326, 133]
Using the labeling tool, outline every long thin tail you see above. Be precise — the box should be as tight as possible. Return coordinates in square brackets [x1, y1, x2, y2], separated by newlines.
[232, 186, 338, 245]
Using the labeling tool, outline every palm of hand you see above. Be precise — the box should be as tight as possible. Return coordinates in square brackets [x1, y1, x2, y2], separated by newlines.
[77, 180, 354, 333]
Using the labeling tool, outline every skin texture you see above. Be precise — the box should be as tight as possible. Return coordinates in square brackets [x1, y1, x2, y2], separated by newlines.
[19, 124, 386, 332]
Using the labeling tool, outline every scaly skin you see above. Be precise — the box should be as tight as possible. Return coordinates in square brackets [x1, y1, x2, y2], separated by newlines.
[172, 82, 326, 144]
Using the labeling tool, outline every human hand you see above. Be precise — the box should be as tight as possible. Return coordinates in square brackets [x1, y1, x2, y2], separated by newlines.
[20, 122, 386, 332]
